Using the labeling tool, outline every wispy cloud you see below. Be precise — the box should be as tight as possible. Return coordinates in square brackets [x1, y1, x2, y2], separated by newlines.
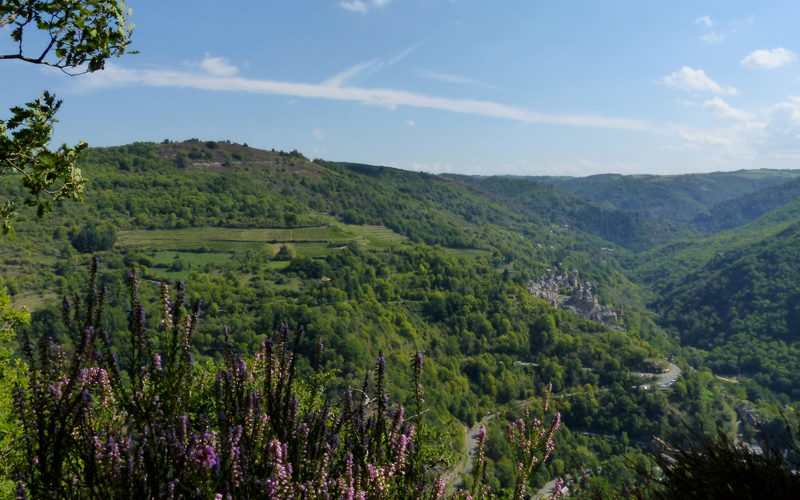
[338, 0, 392, 14]
[741, 48, 796, 69]
[678, 129, 733, 150]
[387, 43, 422, 66]
[661, 66, 738, 95]
[694, 15, 713, 27]
[701, 31, 725, 44]
[339, 1, 368, 13]
[324, 59, 383, 86]
[414, 69, 498, 89]
[702, 97, 754, 121]
[312, 128, 324, 139]
[404, 119, 416, 127]
[186, 53, 238, 77]
[324, 45, 419, 86]
[83, 62, 653, 131]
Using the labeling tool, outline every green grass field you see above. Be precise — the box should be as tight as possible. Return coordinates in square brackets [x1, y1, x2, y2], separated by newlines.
[152, 251, 233, 267]
[11, 290, 58, 310]
[442, 247, 493, 260]
[117, 223, 408, 257]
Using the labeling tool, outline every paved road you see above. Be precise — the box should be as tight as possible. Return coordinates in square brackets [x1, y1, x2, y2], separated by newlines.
[533, 478, 562, 499]
[463, 414, 494, 476]
[447, 359, 682, 489]
[631, 360, 682, 388]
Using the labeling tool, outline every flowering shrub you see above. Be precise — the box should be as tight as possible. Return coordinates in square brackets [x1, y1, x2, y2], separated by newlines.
[12, 261, 562, 499]
[505, 385, 561, 500]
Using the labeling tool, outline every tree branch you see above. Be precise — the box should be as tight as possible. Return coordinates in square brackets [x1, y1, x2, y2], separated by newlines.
[0, 0, 33, 29]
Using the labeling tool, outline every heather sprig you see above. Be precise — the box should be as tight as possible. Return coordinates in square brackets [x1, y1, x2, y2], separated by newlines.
[505, 383, 562, 500]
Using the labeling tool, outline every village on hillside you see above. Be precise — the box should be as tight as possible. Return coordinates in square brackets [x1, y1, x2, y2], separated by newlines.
[528, 270, 622, 327]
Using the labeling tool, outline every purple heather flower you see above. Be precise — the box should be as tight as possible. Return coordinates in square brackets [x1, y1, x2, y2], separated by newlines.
[195, 444, 218, 468]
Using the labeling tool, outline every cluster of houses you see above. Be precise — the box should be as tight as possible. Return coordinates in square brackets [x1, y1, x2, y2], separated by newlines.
[528, 270, 621, 326]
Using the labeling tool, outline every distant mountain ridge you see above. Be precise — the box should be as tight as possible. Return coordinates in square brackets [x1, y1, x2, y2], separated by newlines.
[524, 169, 800, 223]
[694, 176, 800, 233]
[444, 174, 695, 252]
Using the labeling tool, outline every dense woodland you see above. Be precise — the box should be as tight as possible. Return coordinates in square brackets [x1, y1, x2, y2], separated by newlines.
[2, 140, 800, 497]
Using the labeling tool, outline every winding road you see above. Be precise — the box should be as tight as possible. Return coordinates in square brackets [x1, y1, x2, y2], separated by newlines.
[631, 360, 682, 389]
[446, 359, 682, 488]
[445, 413, 495, 488]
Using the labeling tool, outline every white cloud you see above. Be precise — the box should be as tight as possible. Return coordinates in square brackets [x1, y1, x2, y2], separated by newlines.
[761, 97, 800, 145]
[678, 129, 733, 150]
[404, 119, 416, 127]
[702, 97, 754, 121]
[672, 96, 800, 162]
[191, 53, 238, 77]
[338, 0, 392, 14]
[694, 16, 713, 27]
[312, 128, 324, 139]
[82, 63, 653, 131]
[414, 69, 498, 89]
[661, 66, 738, 95]
[387, 43, 422, 66]
[324, 59, 383, 86]
[701, 31, 725, 44]
[324, 45, 418, 86]
[339, 1, 367, 13]
[741, 48, 797, 69]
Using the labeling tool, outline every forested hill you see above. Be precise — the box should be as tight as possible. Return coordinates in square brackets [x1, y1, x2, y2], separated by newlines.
[693, 176, 800, 233]
[527, 169, 800, 223]
[2, 139, 799, 494]
[659, 220, 800, 399]
[630, 197, 800, 403]
[444, 174, 695, 252]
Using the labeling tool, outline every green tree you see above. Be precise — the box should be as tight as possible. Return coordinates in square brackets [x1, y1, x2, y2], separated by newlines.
[70, 224, 117, 253]
[0, 0, 134, 233]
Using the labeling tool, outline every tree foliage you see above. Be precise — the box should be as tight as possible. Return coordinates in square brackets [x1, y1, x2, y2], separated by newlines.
[70, 223, 117, 253]
[0, 0, 134, 233]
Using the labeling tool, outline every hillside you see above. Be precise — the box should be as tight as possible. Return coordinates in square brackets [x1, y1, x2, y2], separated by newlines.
[623, 195, 800, 403]
[694, 176, 800, 233]
[530, 170, 800, 223]
[661, 221, 800, 399]
[446, 174, 695, 252]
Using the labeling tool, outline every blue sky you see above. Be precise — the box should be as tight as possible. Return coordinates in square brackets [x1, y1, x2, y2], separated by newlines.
[3, 0, 800, 175]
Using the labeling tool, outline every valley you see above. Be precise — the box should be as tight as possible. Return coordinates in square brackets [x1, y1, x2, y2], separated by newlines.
[2, 140, 799, 495]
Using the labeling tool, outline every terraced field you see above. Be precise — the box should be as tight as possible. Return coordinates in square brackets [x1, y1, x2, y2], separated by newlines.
[117, 223, 408, 256]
